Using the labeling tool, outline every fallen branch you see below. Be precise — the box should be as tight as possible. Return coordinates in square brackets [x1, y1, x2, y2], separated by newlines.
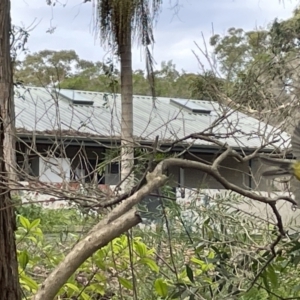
[33, 173, 168, 300]
[33, 150, 293, 299]
[33, 209, 140, 300]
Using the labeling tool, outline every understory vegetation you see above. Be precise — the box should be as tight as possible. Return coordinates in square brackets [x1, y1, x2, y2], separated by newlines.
[17, 192, 300, 299]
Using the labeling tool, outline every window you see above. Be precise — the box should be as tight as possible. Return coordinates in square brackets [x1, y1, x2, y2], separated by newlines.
[108, 162, 119, 174]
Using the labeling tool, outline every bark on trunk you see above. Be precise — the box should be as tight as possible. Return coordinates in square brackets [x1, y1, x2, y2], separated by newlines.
[120, 26, 134, 191]
[0, 1, 21, 299]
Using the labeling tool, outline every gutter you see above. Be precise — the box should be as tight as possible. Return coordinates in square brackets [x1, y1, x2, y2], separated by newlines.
[17, 133, 279, 155]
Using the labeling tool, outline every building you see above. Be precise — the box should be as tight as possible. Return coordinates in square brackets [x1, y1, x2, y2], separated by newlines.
[15, 86, 287, 187]
[14, 86, 298, 225]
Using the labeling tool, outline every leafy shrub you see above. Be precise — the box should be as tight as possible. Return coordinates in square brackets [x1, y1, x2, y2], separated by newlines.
[16, 204, 98, 232]
[15, 193, 300, 299]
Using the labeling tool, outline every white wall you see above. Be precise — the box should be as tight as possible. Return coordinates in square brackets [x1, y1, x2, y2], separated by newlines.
[37, 157, 71, 183]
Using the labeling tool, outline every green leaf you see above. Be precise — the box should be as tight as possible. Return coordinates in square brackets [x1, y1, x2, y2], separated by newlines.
[19, 215, 31, 230]
[289, 241, 300, 252]
[89, 283, 105, 295]
[25, 236, 37, 243]
[80, 291, 91, 300]
[118, 277, 133, 290]
[267, 265, 278, 287]
[195, 242, 206, 253]
[94, 260, 106, 271]
[190, 257, 205, 267]
[292, 255, 300, 266]
[170, 287, 186, 299]
[202, 277, 213, 284]
[207, 251, 215, 259]
[33, 227, 43, 237]
[140, 258, 159, 273]
[203, 217, 210, 225]
[119, 235, 128, 246]
[18, 250, 29, 270]
[262, 270, 270, 291]
[154, 278, 168, 297]
[65, 282, 80, 292]
[29, 218, 41, 229]
[185, 264, 194, 283]
[19, 273, 38, 291]
[134, 241, 147, 257]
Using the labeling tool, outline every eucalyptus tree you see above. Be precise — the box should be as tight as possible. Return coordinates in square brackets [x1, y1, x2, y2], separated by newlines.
[0, 0, 21, 299]
[95, 0, 161, 189]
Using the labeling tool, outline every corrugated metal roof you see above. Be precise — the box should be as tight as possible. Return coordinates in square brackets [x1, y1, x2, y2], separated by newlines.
[14, 86, 290, 150]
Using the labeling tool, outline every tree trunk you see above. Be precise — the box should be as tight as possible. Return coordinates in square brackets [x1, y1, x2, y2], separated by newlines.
[120, 26, 134, 191]
[0, 0, 21, 299]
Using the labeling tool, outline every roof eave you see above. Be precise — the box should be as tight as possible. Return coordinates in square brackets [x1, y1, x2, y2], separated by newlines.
[16, 132, 276, 155]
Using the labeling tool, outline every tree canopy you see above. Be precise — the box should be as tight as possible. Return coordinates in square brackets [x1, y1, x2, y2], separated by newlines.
[14, 49, 216, 99]
[209, 9, 300, 114]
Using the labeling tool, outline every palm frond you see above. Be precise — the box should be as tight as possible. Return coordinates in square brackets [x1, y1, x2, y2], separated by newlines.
[95, 0, 162, 100]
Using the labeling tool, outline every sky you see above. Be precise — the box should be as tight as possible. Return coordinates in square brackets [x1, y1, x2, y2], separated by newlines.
[11, 0, 300, 73]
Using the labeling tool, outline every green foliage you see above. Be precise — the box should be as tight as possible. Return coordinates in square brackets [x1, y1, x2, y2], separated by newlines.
[208, 9, 300, 114]
[14, 49, 80, 86]
[190, 70, 227, 101]
[15, 49, 213, 100]
[16, 204, 97, 232]
[210, 27, 269, 80]
[16, 213, 161, 299]
[210, 27, 251, 80]
[16, 192, 300, 299]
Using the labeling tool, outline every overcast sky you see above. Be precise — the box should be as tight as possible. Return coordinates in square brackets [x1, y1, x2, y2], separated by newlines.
[11, 0, 300, 73]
